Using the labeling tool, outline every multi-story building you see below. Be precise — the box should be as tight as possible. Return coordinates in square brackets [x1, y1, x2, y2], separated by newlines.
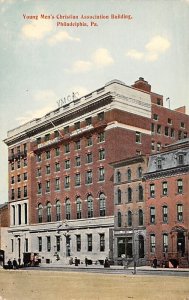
[0, 203, 9, 266]
[111, 155, 148, 266]
[144, 138, 189, 267]
[4, 77, 189, 265]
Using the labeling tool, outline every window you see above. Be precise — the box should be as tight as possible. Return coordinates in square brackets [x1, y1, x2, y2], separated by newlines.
[136, 132, 141, 143]
[65, 159, 70, 169]
[46, 165, 50, 174]
[150, 234, 155, 253]
[11, 176, 14, 184]
[86, 152, 93, 164]
[37, 182, 42, 194]
[75, 173, 81, 186]
[24, 186, 27, 197]
[86, 170, 92, 184]
[184, 132, 187, 139]
[178, 130, 183, 140]
[99, 193, 106, 216]
[98, 112, 104, 121]
[168, 118, 172, 125]
[177, 179, 183, 194]
[117, 211, 122, 227]
[65, 176, 70, 188]
[98, 132, 105, 143]
[38, 237, 42, 252]
[17, 160, 21, 169]
[55, 162, 60, 172]
[157, 124, 161, 134]
[151, 123, 155, 133]
[162, 181, 168, 196]
[178, 154, 184, 165]
[128, 187, 132, 202]
[17, 146, 20, 154]
[150, 184, 155, 198]
[157, 98, 161, 105]
[138, 209, 143, 226]
[177, 204, 183, 222]
[56, 200, 61, 221]
[138, 167, 142, 178]
[165, 127, 169, 136]
[100, 233, 105, 252]
[11, 239, 14, 252]
[24, 203, 28, 224]
[87, 195, 93, 218]
[11, 162, 14, 171]
[64, 126, 69, 134]
[55, 178, 60, 190]
[128, 211, 132, 227]
[162, 206, 168, 223]
[75, 156, 80, 167]
[180, 122, 185, 128]
[24, 172, 27, 181]
[99, 167, 105, 181]
[47, 202, 52, 222]
[45, 134, 50, 141]
[18, 204, 21, 225]
[157, 158, 162, 170]
[46, 180, 50, 193]
[86, 136, 92, 147]
[36, 154, 41, 162]
[170, 128, 175, 138]
[153, 114, 158, 120]
[139, 185, 143, 201]
[24, 158, 27, 167]
[65, 143, 70, 153]
[163, 234, 168, 253]
[46, 151, 50, 160]
[55, 147, 60, 156]
[54, 130, 60, 138]
[117, 188, 122, 204]
[47, 236, 51, 252]
[86, 117, 92, 125]
[17, 187, 21, 199]
[151, 141, 155, 151]
[127, 169, 131, 182]
[150, 207, 155, 224]
[38, 204, 43, 223]
[37, 137, 41, 144]
[76, 235, 81, 252]
[74, 121, 80, 130]
[12, 205, 15, 225]
[17, 174, 21, 182]
[99, 149, 105, 160]
[75, 140, 81, 150]
[65, 199, 71, 220]
[87, 234, 92, 251]
[76, 197, 82, 219]
[56, 236, 60, 252]
[116, 171, 121, 183]
[11, 189, 15, 200]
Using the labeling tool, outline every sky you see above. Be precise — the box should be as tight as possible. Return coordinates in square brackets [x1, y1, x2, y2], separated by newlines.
[0, 0, 189, 204]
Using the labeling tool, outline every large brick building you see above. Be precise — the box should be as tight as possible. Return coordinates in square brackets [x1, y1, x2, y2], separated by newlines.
[4, 77, 189, 265]
[144, 138, 189, 267]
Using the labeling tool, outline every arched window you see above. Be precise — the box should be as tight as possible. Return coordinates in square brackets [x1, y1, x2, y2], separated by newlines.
[139, 185, 143, 201]
[138, 209, 143, 226]
[99, 193, 106, 216]
[38, 204, 43, 223]
[56, 200, 61, 221]
[87, 195, 93, 218]
[138, 167, 142, 178]
[116, 171, 121, 183]
[128, 187, 132, 202]
[128, 210, 132, 227]
[76, 197, 82, 219]
[46, 202, 52, 222]
[127, 169, 131, 182]
[65, 198, 71, 220]
[117, 212, 122, 227]
[117, 188, 121, 204]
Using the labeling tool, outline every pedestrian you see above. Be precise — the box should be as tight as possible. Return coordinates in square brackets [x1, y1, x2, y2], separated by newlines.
[85, 257, 88, 267]
[7, 259, 12, 269]
[75, 257, 78, 266]
[13, 258, 18, 270]
[153, 257, 157, 268]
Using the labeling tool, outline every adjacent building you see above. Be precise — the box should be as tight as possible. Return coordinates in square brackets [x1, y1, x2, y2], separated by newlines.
[144, 138, 189, 267]
[0, 203, 9, 266]
[4, 77, 189, 265]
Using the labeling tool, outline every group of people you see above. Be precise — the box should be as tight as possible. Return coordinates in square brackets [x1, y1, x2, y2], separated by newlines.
[7, 258, 18, 269]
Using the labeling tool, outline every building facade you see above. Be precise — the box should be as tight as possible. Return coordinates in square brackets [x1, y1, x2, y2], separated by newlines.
[0, 203, 9, 266]
[144, 138, 189, 267]
[4, 77, 189, 265]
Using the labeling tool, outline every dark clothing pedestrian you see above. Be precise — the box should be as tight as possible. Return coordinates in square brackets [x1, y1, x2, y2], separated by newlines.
[153, 257, 157, 268]
[85, 257, 88, 267]
[104, 257, 110, 268]
[13, 259, 18, 270]
[7, 259, 12, 269]
[75, 257, 78, 266]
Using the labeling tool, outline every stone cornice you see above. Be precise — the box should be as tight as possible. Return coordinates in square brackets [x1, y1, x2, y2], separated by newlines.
[144, 165, 189, 180]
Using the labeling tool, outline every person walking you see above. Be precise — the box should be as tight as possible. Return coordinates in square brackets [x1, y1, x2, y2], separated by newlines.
[13, 258, 18, 270]
[85, 257, 88, 267]
[7, 259, 12, 269]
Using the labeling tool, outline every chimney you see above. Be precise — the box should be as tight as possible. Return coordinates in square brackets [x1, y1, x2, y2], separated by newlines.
[132, 77, 151, 93]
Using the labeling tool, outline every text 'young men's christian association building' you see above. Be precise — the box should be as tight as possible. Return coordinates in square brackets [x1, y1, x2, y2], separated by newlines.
[4, 77, 189, 266]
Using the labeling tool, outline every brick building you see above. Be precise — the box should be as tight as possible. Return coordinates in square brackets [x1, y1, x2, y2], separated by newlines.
[144, 138, 189, 267]
[0, 203, 9, 266]
[3, 77, 189, 265]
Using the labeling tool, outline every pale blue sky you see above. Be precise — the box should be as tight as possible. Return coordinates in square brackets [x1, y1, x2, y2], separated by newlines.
[0, 0, 189, 203]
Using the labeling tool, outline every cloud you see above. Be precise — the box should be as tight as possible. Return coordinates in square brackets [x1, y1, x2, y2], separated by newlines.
[16, 89, 57, 124]
[48, 31, 80, 45]
[68, 48, 114, 73]
[91, 48, 114, 67]
[126, 35, 170, 62]
[21, 20, 53, 40]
